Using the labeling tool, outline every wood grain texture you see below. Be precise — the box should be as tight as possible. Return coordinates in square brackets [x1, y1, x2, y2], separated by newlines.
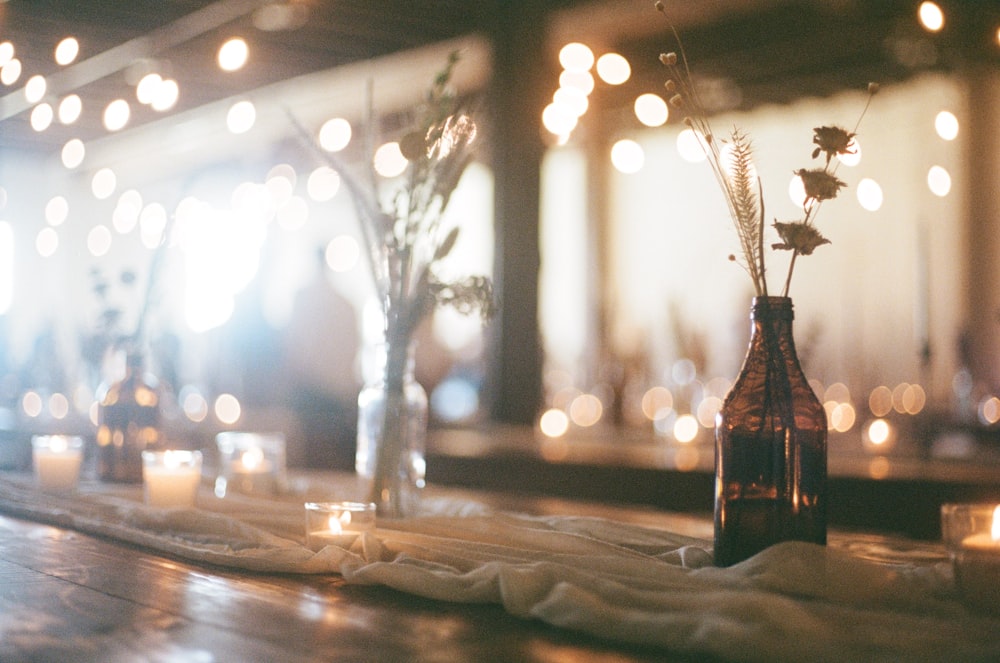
[0, 514, 703, 663]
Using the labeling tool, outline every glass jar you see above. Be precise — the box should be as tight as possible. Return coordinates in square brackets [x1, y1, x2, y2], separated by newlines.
[356, 341, 427, 518]
[714, 296, 827, 566]
[96, 351, 162, 483]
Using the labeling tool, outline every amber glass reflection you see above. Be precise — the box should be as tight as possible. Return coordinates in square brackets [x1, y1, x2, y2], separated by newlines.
[96, 352, 161, 482]
[714, 296, 827, 566]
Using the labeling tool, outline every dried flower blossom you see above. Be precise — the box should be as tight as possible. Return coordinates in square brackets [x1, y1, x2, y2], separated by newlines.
[794, 168, 848, 207]
[654, 1, 877, 297]
[772, 221, 831, 255]
[811, 125, 856, 165]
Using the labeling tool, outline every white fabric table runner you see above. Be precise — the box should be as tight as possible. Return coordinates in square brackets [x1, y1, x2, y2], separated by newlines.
[0, 471, 997, 662]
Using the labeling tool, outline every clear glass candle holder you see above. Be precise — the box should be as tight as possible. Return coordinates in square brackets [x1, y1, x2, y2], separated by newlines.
[32, 435, 84, 493]
[215, 431, 286, 497]
[304, 501, 376, 550]
[142, 450, 203, 508]
[941, 503, 1000, 615]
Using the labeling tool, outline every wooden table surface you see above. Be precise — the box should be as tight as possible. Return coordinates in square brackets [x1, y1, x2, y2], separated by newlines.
[0, 492, 719, 663]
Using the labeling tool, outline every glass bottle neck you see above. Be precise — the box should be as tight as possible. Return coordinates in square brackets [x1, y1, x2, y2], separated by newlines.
[750, 296, 794, 322]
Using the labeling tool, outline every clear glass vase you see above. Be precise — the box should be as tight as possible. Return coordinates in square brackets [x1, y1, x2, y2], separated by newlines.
[355, 340, 427, 518]
[714, 296, 827, 566]
[96, 351, 162, 483]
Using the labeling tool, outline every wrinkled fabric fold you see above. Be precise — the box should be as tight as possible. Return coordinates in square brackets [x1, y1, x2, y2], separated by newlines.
[0, 472, 997, 662]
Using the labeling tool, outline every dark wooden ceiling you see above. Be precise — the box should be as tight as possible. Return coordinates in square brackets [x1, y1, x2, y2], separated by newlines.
[0, 0, 996, 156]
[0, 0, 501, 153]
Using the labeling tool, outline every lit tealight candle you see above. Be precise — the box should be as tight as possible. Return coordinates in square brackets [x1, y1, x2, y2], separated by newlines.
[142, 450, 202, 508]
[942, 503, 1000, 615]
[305, 502, 376, 551]
[32, 435, 84, 493]
[214, 432, 285, 497]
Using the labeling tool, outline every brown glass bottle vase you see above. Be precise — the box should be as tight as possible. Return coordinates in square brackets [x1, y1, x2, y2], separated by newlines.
[95, 352, 162, 482]
[714, 296, 827, 566]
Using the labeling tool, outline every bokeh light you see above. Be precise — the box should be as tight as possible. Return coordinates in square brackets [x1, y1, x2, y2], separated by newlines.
[857, 178, 883, 211]
[559, 42, 594, 72]
[62, 138, 85, 168]
[30, 103, 53, 131]
[677, 129, 707, 162]
[307, 166, 341, 202]
[58, 94, 82, 124]
[596, 53, 630, 85]
[869, 385, 894, 417]
[24, 74, 46, 103]
[227, 100, 256, 134]
[103, 99, 131, 131]
[918, 2, 944, 32]
[325, 235, 360, 272]
[642, 386, 674, 421]
[218, 37, 249, 71]
[1, 58, 22, 85]
[319, 118, 352, 152]
[373, 142, 407, 177]
[214, 393, 242, 425]
[927, 165, 951, 196]
[45, 196, 69, 226]
[935, 110, 959, 140]
[610, 139, 644, 174]
[569, 393, 603, 427]
[673, 414, 699, 443]
[539, 408, 570, 437]
[634, 93, 668, 127]
[55, 37, 80, 65]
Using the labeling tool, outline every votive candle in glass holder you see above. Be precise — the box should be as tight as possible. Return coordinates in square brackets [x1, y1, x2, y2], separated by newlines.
[32, 435, 84, 493]
[215, 431, 286, 497]
[142, 450, 202, 508]
[305, 502, 376, 550]
[941, 503, 1000, 615]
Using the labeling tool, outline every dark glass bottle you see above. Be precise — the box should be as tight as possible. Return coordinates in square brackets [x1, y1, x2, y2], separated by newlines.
[714, 296, 827, 566]
[96, 351, 162, 482]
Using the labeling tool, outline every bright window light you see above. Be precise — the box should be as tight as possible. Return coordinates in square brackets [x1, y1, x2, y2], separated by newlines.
[181, 206, 267, 333]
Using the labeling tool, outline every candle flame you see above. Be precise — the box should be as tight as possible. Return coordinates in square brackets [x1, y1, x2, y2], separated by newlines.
[240, 447, 264, 470]
[164, 450, 181, 469]
[992, 505, 1000, 541]
[326, 514, 344, 534]
[50, 436, 68, 454]
[339, 510, 353, 526]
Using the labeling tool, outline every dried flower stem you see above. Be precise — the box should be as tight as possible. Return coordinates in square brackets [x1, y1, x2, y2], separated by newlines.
[656, 1, 876, 298]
